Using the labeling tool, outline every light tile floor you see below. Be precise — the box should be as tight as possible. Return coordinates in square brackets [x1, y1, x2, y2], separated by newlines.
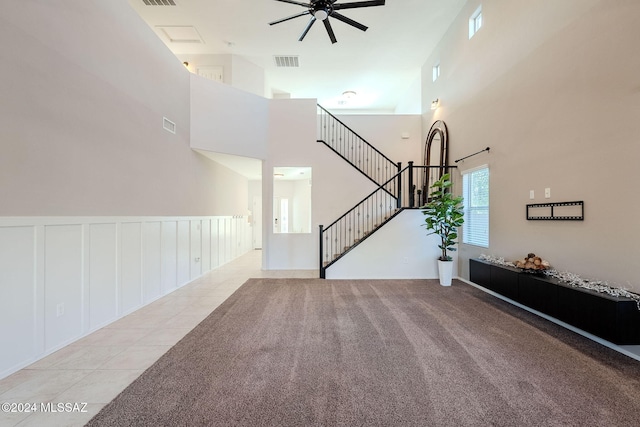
[0, 250, 316, 427]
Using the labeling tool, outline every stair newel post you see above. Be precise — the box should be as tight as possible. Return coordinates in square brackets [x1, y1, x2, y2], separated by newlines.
[408, 161, 414, 208]
[396, 162, 402, 209]
[319, 224, 325, 279]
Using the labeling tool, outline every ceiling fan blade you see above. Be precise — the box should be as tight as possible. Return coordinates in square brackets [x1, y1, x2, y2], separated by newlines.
[324, 18, 338, 44]
[299, 17, 317, 41]
[274, 0, 312, 7]
[333, 0, 385, 10]
[330, 11, 368, 31]
[269, 11, 311, 26]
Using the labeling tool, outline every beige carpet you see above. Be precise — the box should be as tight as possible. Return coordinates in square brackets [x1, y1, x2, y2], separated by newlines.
[87, 278, 640, 426]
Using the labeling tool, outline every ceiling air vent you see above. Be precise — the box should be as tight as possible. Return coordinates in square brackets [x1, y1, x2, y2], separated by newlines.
[274, 56, 300, 68]
[143, 0, 176, 5]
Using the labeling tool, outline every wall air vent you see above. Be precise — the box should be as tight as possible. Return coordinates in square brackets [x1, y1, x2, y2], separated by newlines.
[163, 117, 176, 134]
[274, 56, 300, 68]
[143, 0, 176, 5]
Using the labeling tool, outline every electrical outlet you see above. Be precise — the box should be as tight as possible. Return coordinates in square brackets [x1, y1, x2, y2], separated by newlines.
[56, 303, 64, 317]
[545, 188, 551, 198]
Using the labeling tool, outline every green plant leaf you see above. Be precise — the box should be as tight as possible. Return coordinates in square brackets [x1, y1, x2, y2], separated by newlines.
[420, 172, 465, 260]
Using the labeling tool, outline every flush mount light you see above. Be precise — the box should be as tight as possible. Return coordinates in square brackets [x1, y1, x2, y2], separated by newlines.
[431, 98, 440, 110]
[314, 9, 329, 20]
[342, 90, 357, 99]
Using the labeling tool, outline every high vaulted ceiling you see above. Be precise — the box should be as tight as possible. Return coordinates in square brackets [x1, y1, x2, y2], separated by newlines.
[128, 0, 466, 113]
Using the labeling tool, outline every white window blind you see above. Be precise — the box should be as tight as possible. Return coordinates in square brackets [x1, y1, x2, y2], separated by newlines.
[462, 166, 489, 247]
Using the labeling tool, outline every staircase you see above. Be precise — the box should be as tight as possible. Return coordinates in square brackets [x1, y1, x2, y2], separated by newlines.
[317, 105, 399, 197]
[317, 105, 454, 278]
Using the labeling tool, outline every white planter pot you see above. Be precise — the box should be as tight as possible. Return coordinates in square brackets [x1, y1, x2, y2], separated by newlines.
[437, 260, 453, 286]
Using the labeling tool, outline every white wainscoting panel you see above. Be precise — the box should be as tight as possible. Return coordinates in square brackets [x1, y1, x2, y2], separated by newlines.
[190, 220, 202, 280]
[143, 222, 162, 304]
[217, 218, 225, 266]
[224, 218, 232, 264]
[211, 219, 220, 269]
[44, 225, 84, 352]
[0, 226, 36, 375]
[0, 215, 251, 379]
[177, 221, 190, 287]
[120, 222, 143, 315]
[89, 223, 118, 330]
[202, 219, 211, 273]
[161, 221, 178, 294]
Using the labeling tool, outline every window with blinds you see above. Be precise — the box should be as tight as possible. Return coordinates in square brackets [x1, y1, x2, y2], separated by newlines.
[462, 166, 489, 247]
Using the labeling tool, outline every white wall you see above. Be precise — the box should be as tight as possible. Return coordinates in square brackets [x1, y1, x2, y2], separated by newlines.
[0, 0, 242, 216]
[0, 216, 251, 379]
[264, 100, 320, 269]
[190, 74, 269, 160]
[292, 179, 312, 234]
[264, 101, 415, 270]
[0, 0, 255, 379]
[231, 55, 267, 97]
[335, 114, 423, 166]
[264, 103, 426, 272]
[421, 0, 640, 291]
[179, 53, 266, 97]
[326, 210, 454, 279]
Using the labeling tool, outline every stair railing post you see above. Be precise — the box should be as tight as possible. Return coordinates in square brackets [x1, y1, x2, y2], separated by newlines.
[396, 162, 402, 209]
[408, 161, 414, 208]
[319, 224, 325, 279]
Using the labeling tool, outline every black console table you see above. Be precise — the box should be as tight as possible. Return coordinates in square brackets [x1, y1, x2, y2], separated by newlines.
[469, 258, 640, 344]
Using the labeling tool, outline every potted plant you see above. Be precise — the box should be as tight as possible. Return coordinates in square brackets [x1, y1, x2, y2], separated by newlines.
[421, 173, 464, 286]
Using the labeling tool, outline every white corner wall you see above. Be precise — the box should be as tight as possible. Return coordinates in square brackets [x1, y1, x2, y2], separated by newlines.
[0, 216, 251, 379]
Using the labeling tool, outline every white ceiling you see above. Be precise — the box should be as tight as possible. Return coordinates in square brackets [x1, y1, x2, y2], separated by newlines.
[128, 0, 467, 112]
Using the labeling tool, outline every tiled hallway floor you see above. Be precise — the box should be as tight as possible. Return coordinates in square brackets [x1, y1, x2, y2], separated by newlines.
[0, 250, 316, 427]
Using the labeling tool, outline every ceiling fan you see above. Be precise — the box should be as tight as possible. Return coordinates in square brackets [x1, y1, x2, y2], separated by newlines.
[269, 0, 386, 44]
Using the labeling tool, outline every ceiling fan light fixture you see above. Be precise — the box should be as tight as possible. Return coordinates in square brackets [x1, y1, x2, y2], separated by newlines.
[314, 9, 329, 21]
[269, 0, 386, 43]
